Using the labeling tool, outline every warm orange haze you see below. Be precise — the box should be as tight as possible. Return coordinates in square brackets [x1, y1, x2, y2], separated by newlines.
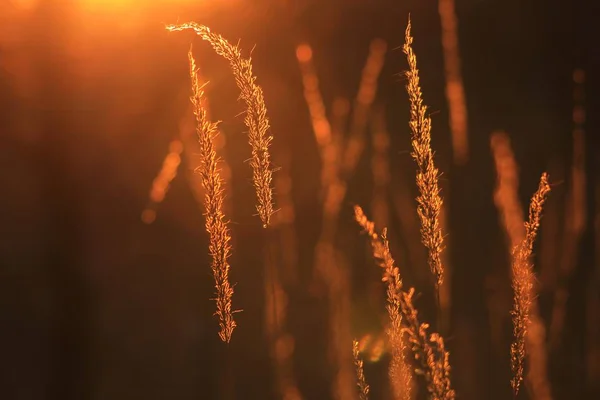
[0, 1, 597, 400]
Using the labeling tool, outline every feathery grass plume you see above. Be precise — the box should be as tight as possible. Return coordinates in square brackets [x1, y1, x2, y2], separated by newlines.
[187, 67, 235, 216]
[403, 18, 445, 290]
[491, 132, 552, 399]
[355, 205, 454, 400]
[353, 339, 370, 400]
[177, 88, 235, 235]
[510, 173, 551, 395]
[188, 47, 236, 343]
[166, 22, 274, 227]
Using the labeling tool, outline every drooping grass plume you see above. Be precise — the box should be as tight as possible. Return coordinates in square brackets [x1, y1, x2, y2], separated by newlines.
[166, 22, 274, 227]
[353, 339, 371, 400]
[355, 205, 454, 400]
[509, 173, 551, 395]
[188, 47, 236, 343]
[403, 18, 446, 290]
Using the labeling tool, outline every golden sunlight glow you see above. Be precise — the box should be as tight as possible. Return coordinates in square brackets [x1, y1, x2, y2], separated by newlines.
[78, 0, 141, 12]
[76, 0, 231, 26]
[79, 0, 198, 9]
[10, 0, 37, 11]
[77, 0, 244, 17]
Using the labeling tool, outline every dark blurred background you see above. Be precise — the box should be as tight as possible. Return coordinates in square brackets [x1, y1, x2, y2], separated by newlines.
[0, 0, 598, 399]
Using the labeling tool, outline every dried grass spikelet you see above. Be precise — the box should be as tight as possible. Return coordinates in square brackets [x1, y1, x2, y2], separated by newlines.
[403, 18, 445, 290]
[166, 22, 274, 227]
[188, 47, 237, 343]
[353, 339, 371, 400]
[355, 206, 455, 400]
[510, 173, 551, 395]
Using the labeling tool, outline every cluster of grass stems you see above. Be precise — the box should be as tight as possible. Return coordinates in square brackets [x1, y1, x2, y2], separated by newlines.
[164, 15, 553, 400]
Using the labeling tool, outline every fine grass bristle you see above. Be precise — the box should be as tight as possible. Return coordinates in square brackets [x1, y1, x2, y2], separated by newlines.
[167, 22, 275, 228]
[355, 205, 454, 400]
[188, 47, 237, 343]
[403, 18, 446, 291]
[510, 173, 551, 395]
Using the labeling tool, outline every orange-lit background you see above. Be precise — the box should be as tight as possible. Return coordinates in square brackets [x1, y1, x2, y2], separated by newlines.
[0, 0, 597, 399]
